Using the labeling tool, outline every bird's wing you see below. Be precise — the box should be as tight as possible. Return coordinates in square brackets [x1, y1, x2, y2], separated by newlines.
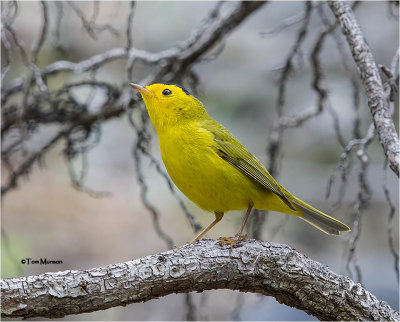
[201, 120, 295, 211]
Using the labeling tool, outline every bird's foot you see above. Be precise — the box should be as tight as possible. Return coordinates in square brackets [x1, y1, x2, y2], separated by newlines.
[219, 234, 247, 245]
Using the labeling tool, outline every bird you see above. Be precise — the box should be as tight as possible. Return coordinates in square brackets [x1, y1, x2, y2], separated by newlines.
[129, 82, 350, 244]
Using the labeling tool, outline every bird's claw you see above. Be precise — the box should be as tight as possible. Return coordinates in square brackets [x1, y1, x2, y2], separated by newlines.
[218, 234, 247, 245]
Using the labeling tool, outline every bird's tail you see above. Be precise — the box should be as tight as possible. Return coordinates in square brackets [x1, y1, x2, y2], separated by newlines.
[291, 196, 350, 235]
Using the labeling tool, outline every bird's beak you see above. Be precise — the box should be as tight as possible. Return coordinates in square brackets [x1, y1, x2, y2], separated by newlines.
[129, 83, 152, 95]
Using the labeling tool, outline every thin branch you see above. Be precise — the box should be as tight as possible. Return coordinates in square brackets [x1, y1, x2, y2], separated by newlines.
[64, 125, 111, 198]
[125, 1, 136, 80]
[260, 9, 309, 36]
[147, 153, 202, 233]
[323, 2, 361, 149]
[382, 162, 399, 283]
[53, 2, 64, 50]
[328, 1, 400, 176]
[185, 293, 196, 321]
[344, 123, 374, 282]
[127, 104, 175, 249]
[1, 131, 66, 195]
[326, 123, 375, 201]
[310, 4, 335, 114]
[31, 1, 49, 65]
[67, 1, 119, 40]
[275, 2, 313, 123]
[327, 103, 347, 149]
[0, 1, 18, 81]
[178, 1, 267, 67]
[125, 1, 135, 50]
[1, 240, 398, 320]
[380, 48, 399, 103]
[254, 2, 313, 239]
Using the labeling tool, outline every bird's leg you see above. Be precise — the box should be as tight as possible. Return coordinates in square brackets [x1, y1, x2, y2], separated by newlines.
[219, 205, 253, 245]
[189, 211, 224, 244]
[237, 205, 253, 237]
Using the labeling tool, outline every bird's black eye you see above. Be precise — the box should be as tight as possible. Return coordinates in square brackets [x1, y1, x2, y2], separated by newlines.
[162, 89, 172, 96]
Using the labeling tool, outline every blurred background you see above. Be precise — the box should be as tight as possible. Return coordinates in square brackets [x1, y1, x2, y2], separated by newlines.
[1, 1, 398, 320]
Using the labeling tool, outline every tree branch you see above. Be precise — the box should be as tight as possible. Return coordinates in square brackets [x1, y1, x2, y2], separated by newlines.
[1, 239, 398, 320]
[328, 1, 400, 177]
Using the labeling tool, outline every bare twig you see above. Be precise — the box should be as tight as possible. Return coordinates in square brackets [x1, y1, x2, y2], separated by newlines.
[253, 2, 313, 239]
[323, 2, 362, 207]
[1, 131, 66, 195]
[260, 9, 309, 36]
[125, 90, 182, 248]
[344, 123, 374, 282]
[178, 2, 267, 67]
[53, 2, 64, 50]
[125, 1, 135, 51]
[310, 4, 336, 115]
[382, 162, 399, 283]
[275, 1, 313, 127]
[64, 125, 111, 198]
[127, 105, 175, 249]
[31, 1, 49, 64]
[380, 48, 399, 103]
[133, 145, 174, 249]
[388, 1, 399, 19]
[185, 293, 196, 321]
[125, 1, 136, 80]
[147, 154, 202, 233]
[67, 1, 119, 39]
[328, 1, 400, 176]
[0, 1, 19, 81]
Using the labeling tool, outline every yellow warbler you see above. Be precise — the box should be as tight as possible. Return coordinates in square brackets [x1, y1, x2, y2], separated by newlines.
[130, 83, 350, 244]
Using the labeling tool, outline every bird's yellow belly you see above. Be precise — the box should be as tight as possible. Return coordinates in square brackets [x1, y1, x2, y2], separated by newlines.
[159, 128, 257, 213]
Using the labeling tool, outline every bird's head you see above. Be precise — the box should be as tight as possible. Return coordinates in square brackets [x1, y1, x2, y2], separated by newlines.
[129, 83, 207, 132]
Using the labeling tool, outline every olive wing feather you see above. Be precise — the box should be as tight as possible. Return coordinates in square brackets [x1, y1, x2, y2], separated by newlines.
[201, 121, 295, 211]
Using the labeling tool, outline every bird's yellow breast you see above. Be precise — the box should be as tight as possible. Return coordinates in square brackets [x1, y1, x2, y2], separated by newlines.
[158, 122, 261, 213]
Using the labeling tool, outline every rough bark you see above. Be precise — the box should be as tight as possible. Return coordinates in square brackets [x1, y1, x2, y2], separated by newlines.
[328, 1, 400, 176]
[1, 239, 398, 320]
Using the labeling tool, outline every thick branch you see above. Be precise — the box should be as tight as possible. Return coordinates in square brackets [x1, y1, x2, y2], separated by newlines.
[1, 239, 398, 320]
[328, 1, 400, 176]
